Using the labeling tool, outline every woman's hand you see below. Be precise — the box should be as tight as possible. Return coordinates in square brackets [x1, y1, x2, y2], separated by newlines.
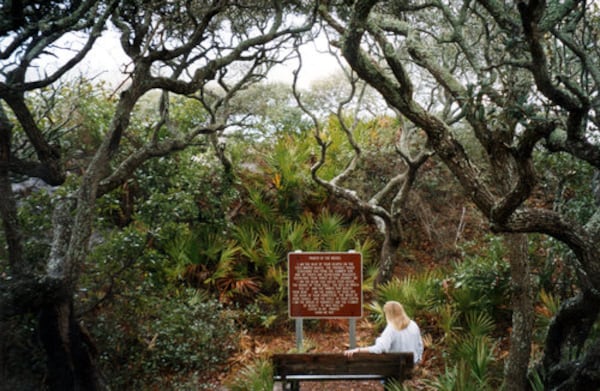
[344, 347, 362, 357]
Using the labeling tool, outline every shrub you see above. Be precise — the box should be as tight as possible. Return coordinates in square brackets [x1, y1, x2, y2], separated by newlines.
[0, 315, 46, 390]
[91, 289, 238, 390]
[449, 238, 510, 318]
[373, 271, 443, 319]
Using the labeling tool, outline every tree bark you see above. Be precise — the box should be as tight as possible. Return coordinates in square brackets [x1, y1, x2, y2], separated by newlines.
[503, 233, 534, 391]
[542, 291, 600, 389]
[375, 227, 401, 287]
[0, 106, 24, 273]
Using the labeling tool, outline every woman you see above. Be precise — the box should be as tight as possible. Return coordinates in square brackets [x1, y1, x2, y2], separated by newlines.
[344, 301, 424, 364]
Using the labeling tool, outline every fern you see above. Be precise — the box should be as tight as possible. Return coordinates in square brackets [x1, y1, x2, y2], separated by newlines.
[464, 311, 496, 338]
[375, 272, 440, 318]
[227, 359, 273, 391]
[234, 224, 260, 263]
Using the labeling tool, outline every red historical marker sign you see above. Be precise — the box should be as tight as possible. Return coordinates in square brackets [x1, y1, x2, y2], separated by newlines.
[288, 252, 362, 318]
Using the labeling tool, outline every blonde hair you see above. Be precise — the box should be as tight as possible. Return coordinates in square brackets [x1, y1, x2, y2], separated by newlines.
[384, 301, 410, 330]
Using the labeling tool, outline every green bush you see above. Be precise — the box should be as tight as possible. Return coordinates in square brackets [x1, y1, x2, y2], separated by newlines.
[14, 188, 54, 271]
[91, 289, 238, 390]
[450, 238, 510, 318]
[372, 271, 443, 321]
[0, 315, 46, 390]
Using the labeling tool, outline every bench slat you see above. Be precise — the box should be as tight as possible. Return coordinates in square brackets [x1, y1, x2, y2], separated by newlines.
[274, 374, 386, 381]
[272, 352, 413, 380]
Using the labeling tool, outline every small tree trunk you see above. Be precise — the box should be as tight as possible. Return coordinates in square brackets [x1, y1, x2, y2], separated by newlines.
[503, 233, 534, 391]
[39, 299, 101, 391]
[375, 231, 400, 287]
[0, 108, 25, 273]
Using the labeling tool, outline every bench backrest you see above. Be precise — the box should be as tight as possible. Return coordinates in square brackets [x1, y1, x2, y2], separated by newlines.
[272, 353, 414, 380]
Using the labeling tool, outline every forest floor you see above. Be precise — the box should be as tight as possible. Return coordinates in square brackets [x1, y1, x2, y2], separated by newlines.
[215, 317, 438, 390]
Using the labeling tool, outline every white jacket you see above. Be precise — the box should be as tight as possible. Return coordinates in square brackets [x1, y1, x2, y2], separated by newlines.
[366, 320, 424, 363]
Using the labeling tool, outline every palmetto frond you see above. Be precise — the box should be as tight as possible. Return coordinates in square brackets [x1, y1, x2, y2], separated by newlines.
[464, 311, 496, 338]
[204, 242, 241, 284]
[314, 210, 345, 242]
[247, 187, 277, 221]
[279, 220, 308, 252]
[234, 224, 261, 264]
[257, 226, 281, 269]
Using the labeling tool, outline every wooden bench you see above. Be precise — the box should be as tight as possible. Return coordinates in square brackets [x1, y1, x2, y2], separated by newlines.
[271, 352, 414, 390]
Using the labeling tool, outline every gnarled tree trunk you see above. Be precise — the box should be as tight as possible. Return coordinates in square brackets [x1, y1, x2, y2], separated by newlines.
[375, 224, 402, 287]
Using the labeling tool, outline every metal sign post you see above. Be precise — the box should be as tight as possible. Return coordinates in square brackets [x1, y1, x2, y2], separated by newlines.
[349, 318, 356, 348]
[295, 318, 303, 351]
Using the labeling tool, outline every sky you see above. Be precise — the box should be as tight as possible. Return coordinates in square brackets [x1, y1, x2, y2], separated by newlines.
[70, 30, 342, 89]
